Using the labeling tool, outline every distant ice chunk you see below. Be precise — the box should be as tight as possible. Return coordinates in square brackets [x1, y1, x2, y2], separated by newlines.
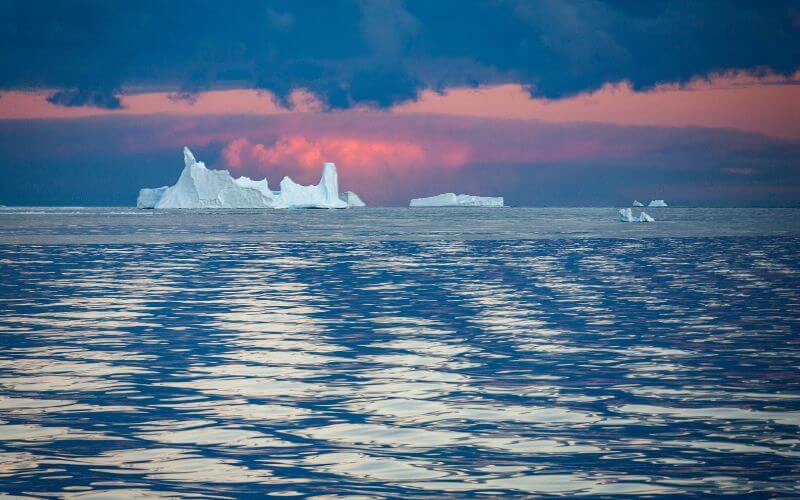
[136, 186, 168, 208]
[619, 208, 655, 223]
[632, 200, 644, 207]
[619, 208, 635, 222]
[639, 211, 655, 222]
[410, 193, 504, 207]
[648, 199, 668, 207]
[138, 148, 363, 209]
[340, 191, 366, 208]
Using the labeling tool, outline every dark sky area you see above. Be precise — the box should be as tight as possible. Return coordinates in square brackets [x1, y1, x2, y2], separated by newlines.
[0, 0, 798, 205]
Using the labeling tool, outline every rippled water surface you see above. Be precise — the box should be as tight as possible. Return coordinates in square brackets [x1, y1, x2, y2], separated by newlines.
[1, 208, 800, 497]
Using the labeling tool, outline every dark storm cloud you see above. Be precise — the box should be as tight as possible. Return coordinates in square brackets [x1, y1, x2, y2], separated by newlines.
[0, 0, 798, 109]
[46, 88, 122, 109]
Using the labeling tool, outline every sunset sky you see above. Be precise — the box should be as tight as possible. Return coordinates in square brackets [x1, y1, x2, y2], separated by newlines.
[1, 1, 799, 206]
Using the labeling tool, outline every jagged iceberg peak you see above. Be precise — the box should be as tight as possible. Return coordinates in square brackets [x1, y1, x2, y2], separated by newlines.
[137, 147, 364, 209]
[410, 193, 504, 207]
[184, 146, 197, 168]
[632, 200, 644, 207]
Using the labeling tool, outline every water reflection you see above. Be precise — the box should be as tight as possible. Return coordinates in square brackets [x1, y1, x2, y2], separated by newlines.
[1, 237, 799, 496]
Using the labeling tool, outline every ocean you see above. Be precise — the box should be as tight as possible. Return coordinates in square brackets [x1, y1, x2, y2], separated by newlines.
[1, 207, 799, 497]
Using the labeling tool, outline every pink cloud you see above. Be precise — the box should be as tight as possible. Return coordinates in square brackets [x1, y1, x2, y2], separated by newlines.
[222, 134, 457, 174]
[394, 71, 800, 140]
[217, 133, 472, 202]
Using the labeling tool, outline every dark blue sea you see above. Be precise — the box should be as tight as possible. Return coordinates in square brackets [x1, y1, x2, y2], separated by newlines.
[1, 207, 800, 497]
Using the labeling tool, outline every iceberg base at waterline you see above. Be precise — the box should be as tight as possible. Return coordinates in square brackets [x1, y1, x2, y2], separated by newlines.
[619, 208, 655, 223]
[137, 147, 364, 209]
[409, 193, 504, 207]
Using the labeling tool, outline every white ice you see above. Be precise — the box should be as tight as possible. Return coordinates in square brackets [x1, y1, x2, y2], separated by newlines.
[632, 200, 644, 207]
[648, 199, 668, 207]
[136, 186, 169, 209]
[276, 162, 347, 209]
[409, 193, 504, 207]
[639, 211, 655, 222]
[339, 191, 366, 208]
[138, 147, 363, 209]
[619, 208, 655, 223]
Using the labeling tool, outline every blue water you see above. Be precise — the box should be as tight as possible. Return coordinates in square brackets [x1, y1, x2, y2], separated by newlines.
[1, 209, 800, 497]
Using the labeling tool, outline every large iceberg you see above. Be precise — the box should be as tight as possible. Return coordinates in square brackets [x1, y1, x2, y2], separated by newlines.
[409, 193, 504, 207]
[619, 208, 655, 223]
[648, 199, 668, 207]
[138, 147, 363, 209]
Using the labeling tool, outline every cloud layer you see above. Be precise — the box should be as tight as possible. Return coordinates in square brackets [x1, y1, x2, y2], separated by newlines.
[1, 0, 798, 109]
[223, 136, 427, 173]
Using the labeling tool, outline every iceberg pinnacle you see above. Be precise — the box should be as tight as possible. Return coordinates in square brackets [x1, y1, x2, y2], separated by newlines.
[183, 146, 196, 167]
[409, 193, 504, 207]
[137, 148, 364, 209]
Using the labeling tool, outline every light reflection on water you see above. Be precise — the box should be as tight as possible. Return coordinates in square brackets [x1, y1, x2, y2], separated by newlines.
[1, 236, 800, 497]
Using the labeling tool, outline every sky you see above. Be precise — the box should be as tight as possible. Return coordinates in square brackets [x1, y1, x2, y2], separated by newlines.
[0, 0, 799, 206]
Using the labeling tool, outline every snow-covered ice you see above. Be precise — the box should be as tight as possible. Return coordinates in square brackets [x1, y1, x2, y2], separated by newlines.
[619, 208, 655, 223]
[409, 193, 504, 207]
[138, 147, 363, 209]
[648, 199, 668, 207]
[633, 200, 644, 207]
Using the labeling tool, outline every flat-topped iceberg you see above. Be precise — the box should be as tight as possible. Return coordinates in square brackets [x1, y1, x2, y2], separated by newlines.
[648, 199, 668, 207]
[632, 200, 644, 207]
[619, 208, 655, 223]
[409, 193, 504, 207]
[138, 147, 363, 209]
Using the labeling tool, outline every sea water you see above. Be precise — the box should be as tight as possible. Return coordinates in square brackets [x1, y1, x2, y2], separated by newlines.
[1, 207, 799, 497]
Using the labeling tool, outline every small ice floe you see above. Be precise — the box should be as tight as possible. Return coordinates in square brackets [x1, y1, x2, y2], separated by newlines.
[648, 199, 668, 207]
[619, 208, 655, 223]
[639, 211, 655, 222]
[632, 200, 644, 206]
